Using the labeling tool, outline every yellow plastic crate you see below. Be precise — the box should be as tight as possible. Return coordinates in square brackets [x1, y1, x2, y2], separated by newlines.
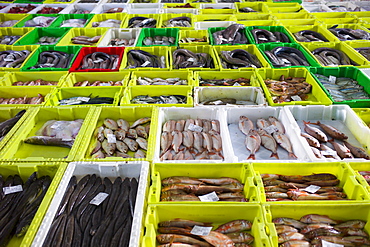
[320, 18, 360, 25]
[234, 13, 275, 21]
[194, 70, 260, 87]
[143, 204, 270, 247]
[46, 86, 123, 106]
[353, 108, 370, 127]
[0, 106, 96, 162]
[0, 86, 54, 107]
[121, 86, 193, 107]
[159, 13, 194, 29]
[84, 13, 127, 28]
[301, 42, 369, 67]
[349, 162, 370, 193]
[278, 19, 323, 26]
[169, 45, 219, 71]
[149, 163, 259, 204]
[122, 14, 161, 28]
[264, 2, 301, 8]
[312, 11, 355, 20]
[76, 106, 157, 161]
[120, 46, 170, 71]
[199, 3, 237, 15]
[272, 12, 315, 20]
[236, 2, 270, 13]
[0, 13, 28, 27]
[285, 25, 339, 43]
[0, 162, 67, 247]
[178, 29, 209, 46]
[213, 45, 271, 71]
[43, 0, 76, 4]
[0, 71, 68, 87]
[129, 70, 194, 86]
[163, 3, 200, 8]
[327, 24, 370, 42]
[339, 41, 370, 65]
[0, 45, 39, 71]
[0, 27, 34, 45]
[253, 162, 370, 204]
[194, 14, 237, 22]
[56, 28, 107, 46]
[256, 68, 332, 106]
[264, 204, 370, 247]
[268, 6, 308, 14]
[238, 20, 277, 27]
[62, 71, 130, 87]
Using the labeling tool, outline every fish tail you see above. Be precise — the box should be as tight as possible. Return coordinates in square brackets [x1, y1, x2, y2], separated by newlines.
[247, 154, 255, 160]
[271, 152, 279, 159]
[289, 152, 297, 159]
[316, 121, 321, 125]
[302, 120, 312, 125]
[328, 139, 334, 143]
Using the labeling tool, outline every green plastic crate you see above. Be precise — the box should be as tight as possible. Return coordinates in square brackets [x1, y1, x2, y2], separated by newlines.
[76, 106, 157, 161]
[257, 43, 320, 68]
[253, 162, 370, 204]
[121, 85, 193, 107]
[13, 14, 60, 28]
[62, 71, 130, 87]
[46, 86, 123, 106]
[0, 45, 39, 71]
[0, 162, 67, 247]
[20, 45, 82, 71]
[0, 106, 96, 161]
[0, 27, 34, 45]
[213, 45, 271, 70]
[49, 13, 93, 28]
[246, 26, 295, 45]
[1, 71, 68, 87]
[13, 27, 70, 46]
[301, 42, 369, 67]
[120, 46, 170, 71]
[208, 26, 253, 45]
[136, 28, 179, 47]
[169, 45, 219, 70]
[149, 163, 259, 204]
[129, 70, 194, 86]
[256, 67, 332, 106]
[264, 204, 370, 247]
[310, 66, 370, 107]
[194, 70, 260, 87]
[143, 204, 270, 247]
[285, 24, 339, 43]
[14, 0, 44, 3]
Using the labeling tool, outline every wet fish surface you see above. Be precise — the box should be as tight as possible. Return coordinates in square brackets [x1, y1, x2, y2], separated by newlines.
[293, 30, 329, 42]
[143, 36, 176, 46]
[251, 28, 291, 44]
[212, 24, 249, 45]
[28, 50, 74, 69]
[199, 77, 251, 86]
[312, 47, 358, 66]
[0, 94, 44, 105]
[136, 77, 188, 86]
[92, 19, 121, 28]
[172, 48, 215, 69]
[219, 49, 262, 69]
[78, 51, 119, 70]
[131, 95, 187, 104]
[264, 46, 311, 67]
[0, 50, 32, 68]
[127, 49, 165, 68]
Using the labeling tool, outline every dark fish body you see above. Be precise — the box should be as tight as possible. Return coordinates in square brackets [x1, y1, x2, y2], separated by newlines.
[0, 110, 26, 138]
[24, 136, 75, 148]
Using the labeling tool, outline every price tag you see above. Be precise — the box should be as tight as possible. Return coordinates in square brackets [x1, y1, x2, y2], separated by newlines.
[100, 83, 111, 86]
[211, 100, 224, 105]
[3, 185, 23, 195]
[188, 123, 203, 132]
[291, 95, 302, 101]
[233, 82, 241, 86]
[107, 134, 117, 143]
[191, 226, 212, 236]
[321, 150, 336, 156]
[90, 192, 109, 206]
[303, 185, 321, 193]
[187, 58, 195, 62]
[329, 75, 337, 84]
[322, 240, 344, 247]
[141, 61, 150, 67]
[264, 125, 279, 134]
[77, 97, 90, 102]
[198, 191, 219, 202]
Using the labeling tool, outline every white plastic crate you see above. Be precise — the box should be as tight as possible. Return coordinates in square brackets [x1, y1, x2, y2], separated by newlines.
[194, 86, 267, 107]
[60, 3, 99, 14]
[200, 3, 236, 9]
[29, 4, 68, 14]
[31, 161, 150, 247]
[0, 4, 15, 14]
[91, 3, 128, 13]
[194, 21, 236, 30]
[7, 3, 43, 14]
[127, 8, 160, 13]
[160, 8, 198, 14]
[97, 28, 141, 47]
[224, 107, 312, 163]
[285, 105, 370, 162]
[127, 3, 162, 8]
[325, 1, 364, 11]
[153, 107, 235, 163]
[302, 3, 333, 12]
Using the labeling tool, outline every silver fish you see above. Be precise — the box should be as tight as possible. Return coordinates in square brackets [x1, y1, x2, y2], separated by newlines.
[114, 129, 126, 141]
[161, 131, 172, 153]
[90, 140, 101, 155]
[123, 138, 138, 152]
[163, 120, 176, 132]
[136, 125, 148, 139]
[102, 139, 116, 155]
[202, 132, 213, 152]
[131, 117, 151, 128]
[175, 120, 185, 132]
[301, 132, 320, 148]
[127, 129, 138, 139]
[95, 126, 105, 142]
[104, 118, 118, 130]
[103, 128, 114, 139]
[269, 116, 285, 134]
[116, 140, 128, 153]
[257, 129, 279, 159]
[303, 121, 328, 142]
[329, 140, 353, 159]
[193, 131, 204, 153]
[343, 141, 370, 159]
[245, 129, 261, 160]
[273, 131, 297, 158]
[172, 130, 183, 153]
[135, 149, 146, 158]
[239, 116, 254, 136]
[256, 118, 271, 129]
[182, 130, 194, 149]
[116, 151, 132, 158]
[117, 119, 129, 131]
[136, 137, 148, 150]
[92, 150, 105, 158]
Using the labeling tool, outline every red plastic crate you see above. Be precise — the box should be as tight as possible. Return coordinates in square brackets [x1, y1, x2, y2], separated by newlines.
[69, 47, 125, 72]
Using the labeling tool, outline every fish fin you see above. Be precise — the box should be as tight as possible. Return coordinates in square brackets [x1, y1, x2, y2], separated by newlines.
[328, 139, 334, 143]
[271, 152, 279, 159]
[247, 154, 255, 160]
[289, 152, 297, 159]
[302, 120, 312, 125]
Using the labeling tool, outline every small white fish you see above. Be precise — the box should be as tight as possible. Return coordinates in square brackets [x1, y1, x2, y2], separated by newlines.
[245, 129, 261, 160]
[239, 116, 254, 136]
[273, 131, 297, 159]
[268, 116, 285, 134]
[257, 129, 279, 159]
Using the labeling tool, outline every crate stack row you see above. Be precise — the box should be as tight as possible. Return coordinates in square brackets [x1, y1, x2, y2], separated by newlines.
[1, 0, 370, 247]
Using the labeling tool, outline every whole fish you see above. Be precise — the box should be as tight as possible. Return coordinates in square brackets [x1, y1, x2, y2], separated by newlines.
[102, 139, 116, 155]
[256, 118, 270, 129]
[104, 118, 118, 130]
[311, 236, 355, 246]
[157, 234, 211, 247]
[24, 136, 74, 148]
[320, 144, 341, 159]
[273, 218, 306, 229]
[303, 121, 328, 142]
[301, 133, 320, 148]
[245, 129, 261, 160]
[275, 225, 299, 235]
[226, 232, 254, 244]
[136, 125, 148, 139]
[200, 231, 234, 247]
[159, 219, 212, 228]
[136, 137, 148, 150]
[269, 116, 285, 134]
[300, 214, 338, 224]
[117, 119, 130, 131]
[239, 116, 254, 135]
[280, 240, 310, 247]
[0, 110, 26, 138]
[301, 223, 334, 234]
[311, 121, 348, 140]
[172, 130, 183, 153]
[131, 117, 151, 128]
[343, 141, 370, 159]
[278, 232, 306, 243]
[328, 140, 353, 159]
[273, 131, 297, 158]
[257, 129, 279, 159]
[335, 220, 366, 229]
[215, 220, 252, 233]
[161, 131, 172, 153]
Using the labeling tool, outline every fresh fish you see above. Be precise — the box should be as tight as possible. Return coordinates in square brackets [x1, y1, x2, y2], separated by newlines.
[24, 136, 74, 148]
[172, 130, 183, 153]
[136, 125, 148, 139]
[114, 129, 126, 141]
[245, 129, 261, 160]
[116, 140, 129, 153]
[268, 116, 285, 134]
[343, 141, 370, 159]
[273, 218, 306, 229]
[273, 131, 297, 158]
[311, 121, 348, 140]
[200, 231, 234, 247]
[275, 225, 299, 235]
[104, 118, 118, 130]
[117, 119, 130, 131]
[123, 138, 138, 152]
[157, 234, 211, 247]
[239, 116, 254, 135]
[161, 131, 172, 153]
[300, 214, 338, 224]
[136, 137, 148, 150]
[257, 129, 279, 159]
[256, 118, 271, 129]
[303, 121, 328, 142]
[301, 133, 320, 148]
[131, 117, 151, 128]
[0, 110, 26, 139]
[328, 140, 353, 159]
[278, 232, 306, 243]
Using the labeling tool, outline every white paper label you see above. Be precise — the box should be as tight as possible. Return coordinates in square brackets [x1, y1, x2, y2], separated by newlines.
[303, 185, 321, 193]
[141, 61, 150, 67]
[212, 100, 224, 105]
[188, 123, 203, 132]
[187, 58, 195, 62]
[282, 58, 290, 64]
[264, 125, 279, 134]
[190, 226, 213, 236]
[321, 150, 337, 156]
[233, 82, 241, 86]
[198, 191, 219, 202]
[77, 97, 90, 102]
[291, 95, 302, 101]
[90, 192, 109, 205]
[329, 75, 337, 83]
[3, 185, 23, 195]
[107, 134, 117, 143]
[322, 240, 344, 247]
[100, 83, 111, 86]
